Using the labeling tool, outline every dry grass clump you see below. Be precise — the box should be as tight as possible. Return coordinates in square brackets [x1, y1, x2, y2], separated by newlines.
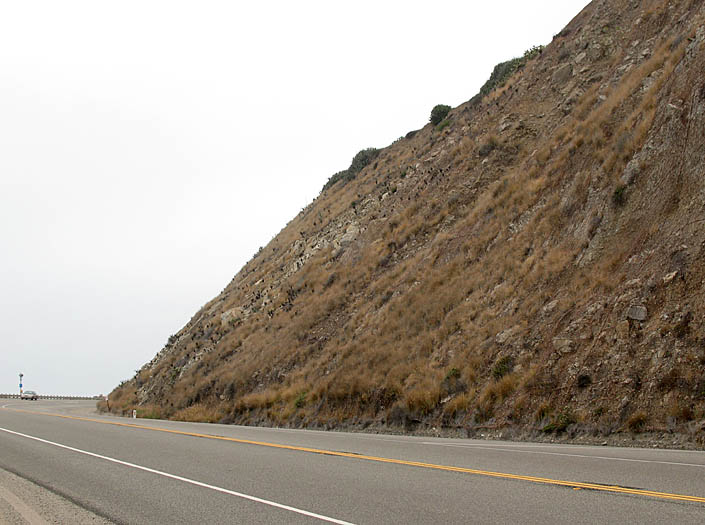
[667, 399, 694, 423]
[405, 383, 442, 416]
[626, 411, 648, 433]
[443, 392, 472, 418]
[135, 405, 163, 419]
[493, 374, 519, 401]
[237, 389, 280, 411]
[475, 373, 519, 422]
[172, 404, 223, 423]
[105, 385, 138, 415]
[534, 403, 553, 423]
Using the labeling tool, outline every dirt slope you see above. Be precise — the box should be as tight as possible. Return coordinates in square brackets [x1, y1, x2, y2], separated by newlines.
[105, 0, 705, 447]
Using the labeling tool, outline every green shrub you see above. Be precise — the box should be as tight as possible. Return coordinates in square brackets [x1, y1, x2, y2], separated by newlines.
[322, 148, 380, 192]
[475, 45, 544, 101]
[523, 45, 544, 60]
[445, 367, 461, 381]
[478, 58, 522, 98]
[436, 119, 451, 132]
[612, 185, 627, 206]
[430, 104, 451, 125]
[349, 148, 379, 176]
[576, 374, 592, 388]
[294, 391, 308, 408]
[542, 412, 576, 433]
[169, 368, 181, 385]
[492, 356, 514, 380]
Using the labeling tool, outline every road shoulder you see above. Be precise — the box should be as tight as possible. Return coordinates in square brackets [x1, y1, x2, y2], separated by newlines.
[0, 467, 113, 524]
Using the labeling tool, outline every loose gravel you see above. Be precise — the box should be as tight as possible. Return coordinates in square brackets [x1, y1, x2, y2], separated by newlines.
[0, 467, 113, 524]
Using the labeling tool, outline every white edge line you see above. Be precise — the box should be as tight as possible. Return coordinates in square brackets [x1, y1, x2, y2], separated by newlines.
[0, 426, 355, 525]
[420, 442, 705, 468]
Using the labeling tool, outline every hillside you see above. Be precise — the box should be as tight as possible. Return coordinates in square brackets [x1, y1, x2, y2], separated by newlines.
[104, 0, 705, 447]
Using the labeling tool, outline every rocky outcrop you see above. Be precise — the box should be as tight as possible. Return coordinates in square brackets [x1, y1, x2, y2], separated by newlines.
[106, 0, 705, 448]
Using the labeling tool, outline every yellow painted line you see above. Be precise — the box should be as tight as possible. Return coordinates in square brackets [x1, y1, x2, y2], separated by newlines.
[3, 406, 705, 504]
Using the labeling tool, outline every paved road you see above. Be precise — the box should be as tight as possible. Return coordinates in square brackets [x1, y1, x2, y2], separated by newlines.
[1, 400, 704, 524]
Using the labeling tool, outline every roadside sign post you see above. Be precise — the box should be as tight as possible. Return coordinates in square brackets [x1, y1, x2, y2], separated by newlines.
[19, 373, 23, 395]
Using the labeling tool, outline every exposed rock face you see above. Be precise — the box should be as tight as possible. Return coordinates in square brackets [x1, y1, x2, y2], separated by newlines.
[626, 305, 648, 321]
[620, 159, 640, 186]
[107, 0, 705, 446]
[553, 63, 574, 84]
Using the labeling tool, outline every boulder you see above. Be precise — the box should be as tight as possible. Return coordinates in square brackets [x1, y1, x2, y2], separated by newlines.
[340, 224, 360, 245]
[626, 305, 648, 321]
[553, 337, 574, 355]
[495, 326, 519, 345]
[663, 271, 678, 285]
[620, 159, 640, 185]
[543, 299, 559, 314]
[553, 63, 574, 84]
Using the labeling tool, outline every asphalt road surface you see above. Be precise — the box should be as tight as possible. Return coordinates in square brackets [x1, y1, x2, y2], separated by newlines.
[1, 400, 704, 524]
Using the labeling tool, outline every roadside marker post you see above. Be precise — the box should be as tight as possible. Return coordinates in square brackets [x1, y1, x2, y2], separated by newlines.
[132, 410, 137, 419]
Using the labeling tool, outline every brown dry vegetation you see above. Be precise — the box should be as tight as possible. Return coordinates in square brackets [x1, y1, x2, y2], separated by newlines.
[105, 0, 705, 446]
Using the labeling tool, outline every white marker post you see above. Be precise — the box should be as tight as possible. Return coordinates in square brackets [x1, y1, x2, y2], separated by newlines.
[132, 409, 137, 419]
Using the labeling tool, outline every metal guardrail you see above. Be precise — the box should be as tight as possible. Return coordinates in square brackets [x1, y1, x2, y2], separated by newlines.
[0, 394, 100, 400]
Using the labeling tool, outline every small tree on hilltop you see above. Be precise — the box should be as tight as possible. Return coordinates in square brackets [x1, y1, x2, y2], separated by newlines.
[430, 104, 451, 125]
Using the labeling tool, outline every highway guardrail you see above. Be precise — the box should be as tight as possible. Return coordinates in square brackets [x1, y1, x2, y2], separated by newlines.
[0, 394, 101, 400]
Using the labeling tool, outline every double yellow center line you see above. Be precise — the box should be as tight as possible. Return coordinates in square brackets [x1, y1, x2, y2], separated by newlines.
[4, 407, 705, 504]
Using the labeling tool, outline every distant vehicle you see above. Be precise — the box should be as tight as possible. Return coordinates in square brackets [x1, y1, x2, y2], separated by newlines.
[20, 390, 38, 400]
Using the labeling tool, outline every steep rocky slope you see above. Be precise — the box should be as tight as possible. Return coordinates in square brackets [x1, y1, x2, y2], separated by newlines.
[106, 0, 705, 447]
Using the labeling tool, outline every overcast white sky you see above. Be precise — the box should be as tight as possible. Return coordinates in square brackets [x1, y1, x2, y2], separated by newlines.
[0, 1, 590, 396]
